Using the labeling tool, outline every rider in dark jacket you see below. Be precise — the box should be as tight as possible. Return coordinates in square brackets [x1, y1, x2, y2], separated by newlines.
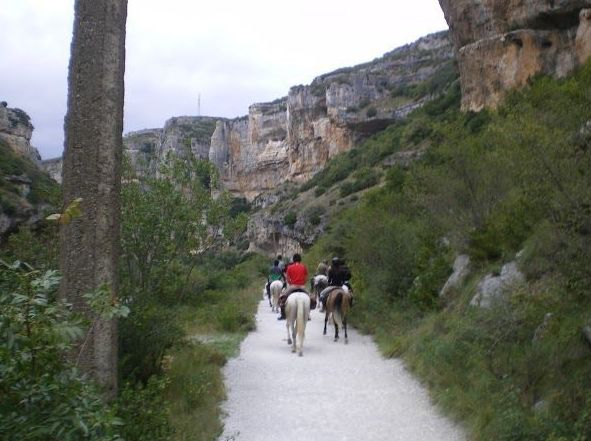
[319, 257, 352, 311]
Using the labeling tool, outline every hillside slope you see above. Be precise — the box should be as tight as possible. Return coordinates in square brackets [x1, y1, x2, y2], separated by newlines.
[297, 61, 591, 441]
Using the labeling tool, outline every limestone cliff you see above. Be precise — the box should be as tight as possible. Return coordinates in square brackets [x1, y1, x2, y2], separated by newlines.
[43, 33, 454, 202]
[0, 101, 41, 163]
[210, 32, 454, 199]
[0, 105, 58, 239]
[123, 117, 220, 177]
[439, 0, 591, 110]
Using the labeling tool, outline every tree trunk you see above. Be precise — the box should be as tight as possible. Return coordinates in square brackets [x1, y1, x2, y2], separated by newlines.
[60, 0, 128, 399]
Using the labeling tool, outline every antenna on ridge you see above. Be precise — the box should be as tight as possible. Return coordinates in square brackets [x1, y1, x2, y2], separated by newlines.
[197, 93, 201, 116]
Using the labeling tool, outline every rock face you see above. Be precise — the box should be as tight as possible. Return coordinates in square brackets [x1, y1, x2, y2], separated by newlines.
[119, 32, 453, 201]
[0, 102, 41, 163]
[122, 128, 162, 177]
[40, 157, 63, 183]
[122, 117, 220, 177]
[438, 0, 591, 110]
[210, 32, 454, 199]
[439, 254, 470, 297]
[470, 261, 525, 308]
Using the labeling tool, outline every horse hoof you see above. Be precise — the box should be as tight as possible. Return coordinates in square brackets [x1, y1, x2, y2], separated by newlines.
[345, 339, 349, 344]
[333, 338, 338, 342]
[299, 352, 303, 357]
[287, 339, 292, 345]
[292, 348, 296, 353]
[323, 331, 327, 335]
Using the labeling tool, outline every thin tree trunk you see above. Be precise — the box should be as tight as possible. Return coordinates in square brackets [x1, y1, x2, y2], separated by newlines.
[60, 0, 128, 399]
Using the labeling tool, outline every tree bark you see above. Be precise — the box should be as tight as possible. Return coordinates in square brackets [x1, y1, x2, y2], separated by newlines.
[60, 0, 127, 399]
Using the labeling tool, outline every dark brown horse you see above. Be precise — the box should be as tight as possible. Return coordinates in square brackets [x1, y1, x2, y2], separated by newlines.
[323, 287, 353, 343]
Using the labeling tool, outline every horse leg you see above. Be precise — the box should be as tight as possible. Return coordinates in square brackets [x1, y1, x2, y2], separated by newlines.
[334, 320, 339, 342]
[323, 311, 328, 335]
[291, 320, 297, 353]
[343, 317, 348, 344]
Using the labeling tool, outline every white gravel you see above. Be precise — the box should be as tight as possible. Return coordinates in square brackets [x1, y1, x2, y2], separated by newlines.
[219, 300, 466, 441]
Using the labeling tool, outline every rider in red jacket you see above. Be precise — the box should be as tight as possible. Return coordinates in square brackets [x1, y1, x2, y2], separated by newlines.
[277, 253, 308, 320]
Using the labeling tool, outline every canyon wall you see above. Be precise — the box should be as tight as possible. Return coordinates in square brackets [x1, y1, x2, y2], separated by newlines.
[439, 0, 591, 110]
[0, 101, 41, 163]
[210, 31, 454, 200]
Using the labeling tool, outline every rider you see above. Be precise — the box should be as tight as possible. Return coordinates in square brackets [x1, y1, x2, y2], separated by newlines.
[277, 253, 309, 320]
[319, 257, 352, 312]
[266, 259, 284, 299]
[310, 259, 329, 292]
[316, 260, 329, 276]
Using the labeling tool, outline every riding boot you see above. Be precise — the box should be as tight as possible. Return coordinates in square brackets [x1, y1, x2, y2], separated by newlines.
[277, 305, 286, 320]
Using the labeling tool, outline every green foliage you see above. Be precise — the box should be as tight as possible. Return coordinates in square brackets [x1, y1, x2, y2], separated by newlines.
[120, 153, 243, 303]
[366, 107, 377, 118]
[283, 211, 297, 228]
[2, 225, 58, 270]
[0, 140, 60, 210]
[305, 205, 326, 226]
[339, 167, 381, 197]
[0, 261, 122, 441]
[115, 377, 173, 441]
[305, 61, 591, 440]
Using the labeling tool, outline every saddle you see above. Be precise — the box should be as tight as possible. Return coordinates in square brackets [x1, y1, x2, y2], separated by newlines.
[279, 288, 316, 310]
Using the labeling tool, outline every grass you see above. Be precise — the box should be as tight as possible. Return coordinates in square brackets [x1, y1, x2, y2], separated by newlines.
[164, 255, 266, 441]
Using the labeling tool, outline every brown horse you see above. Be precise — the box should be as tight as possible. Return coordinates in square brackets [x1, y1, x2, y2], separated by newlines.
[323, 287, 353, 343]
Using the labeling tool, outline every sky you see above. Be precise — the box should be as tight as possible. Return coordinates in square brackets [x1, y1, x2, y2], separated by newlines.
[0, 0, 448, 159]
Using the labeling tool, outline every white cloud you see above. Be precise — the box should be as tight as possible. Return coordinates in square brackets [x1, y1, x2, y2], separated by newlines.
[1, 0, 447, 159]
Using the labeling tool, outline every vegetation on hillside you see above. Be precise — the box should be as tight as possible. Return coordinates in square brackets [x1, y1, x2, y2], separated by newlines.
[0, 140, 60, 216]
[305, 62, 591, 441]
[0, 153, 262, 441]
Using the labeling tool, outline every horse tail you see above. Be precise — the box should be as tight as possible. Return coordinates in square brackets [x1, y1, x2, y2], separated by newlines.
[295, 294, 308, 355]
[340, 291, 351, 318]
[333, 291, 344, 330]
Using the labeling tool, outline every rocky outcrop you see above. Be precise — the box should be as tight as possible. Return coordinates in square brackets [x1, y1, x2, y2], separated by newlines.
[122, 128, 162, 177]
[211, 32, 454, 199]
[211, 102, 289, 200]
[40, 157, 63, 183]
[122, 117, 220, 178]
[0, 101, 41, 163]
[470, 261, 525, 308]
[440, 254, 470, 297]
[439, 0, 591, 110]
[158, 116, 219, 161]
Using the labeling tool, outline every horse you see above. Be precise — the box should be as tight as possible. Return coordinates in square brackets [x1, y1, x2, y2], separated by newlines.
[285, 290, 311, 356]
[311, 274, 328, 306]
[269, 280, 284, 313]
[323, 287, 353, 343]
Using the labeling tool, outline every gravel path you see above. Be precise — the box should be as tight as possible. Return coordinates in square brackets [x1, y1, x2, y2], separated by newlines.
[219, 299, 466, 441]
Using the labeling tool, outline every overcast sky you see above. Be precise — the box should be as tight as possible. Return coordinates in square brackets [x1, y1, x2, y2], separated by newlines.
[1, 0, 448, 159]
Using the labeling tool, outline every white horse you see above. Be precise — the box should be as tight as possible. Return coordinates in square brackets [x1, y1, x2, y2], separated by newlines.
[269, 280, 284, 313]
[311, 275, 328, 308]
[285, 291, 311, 356]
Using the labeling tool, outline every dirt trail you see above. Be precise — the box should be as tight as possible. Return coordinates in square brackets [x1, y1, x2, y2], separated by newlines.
[219, 299, 465, 441]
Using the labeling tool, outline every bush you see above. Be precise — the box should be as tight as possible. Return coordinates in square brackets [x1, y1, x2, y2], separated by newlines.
[116, 377, 173, 441]
[283, 211, 297, 228]
[0, 262, 122, 441]
[366, 107, 377, 118]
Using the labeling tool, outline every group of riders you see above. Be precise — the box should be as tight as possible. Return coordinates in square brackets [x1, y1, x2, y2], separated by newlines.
[266, 253, 352, 320]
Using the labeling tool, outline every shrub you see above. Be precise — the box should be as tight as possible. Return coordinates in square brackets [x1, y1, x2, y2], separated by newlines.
[283, 211, 297, 228]
[116, 377, 173, 441]
[0, 262, 122, 441]
[366, 107, 378, 118]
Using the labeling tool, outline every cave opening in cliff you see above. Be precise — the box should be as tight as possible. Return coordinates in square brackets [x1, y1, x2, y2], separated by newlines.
[530, 9, 581, 31]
